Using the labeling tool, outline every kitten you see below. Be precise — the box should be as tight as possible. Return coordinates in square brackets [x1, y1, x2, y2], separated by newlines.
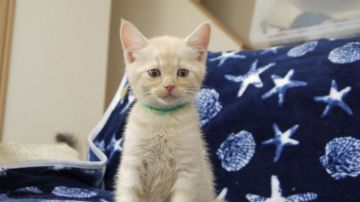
[115, 20, 222, 202]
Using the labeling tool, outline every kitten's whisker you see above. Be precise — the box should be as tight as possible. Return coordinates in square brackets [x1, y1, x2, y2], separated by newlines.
[186, 86, 200, 89]
[141, 95, 153, 106]
[141, 89, 152, 94]
[186, 90, 199, 95]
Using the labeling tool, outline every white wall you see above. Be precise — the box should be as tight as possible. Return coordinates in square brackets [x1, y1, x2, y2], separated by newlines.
[3, 0, 111, 144]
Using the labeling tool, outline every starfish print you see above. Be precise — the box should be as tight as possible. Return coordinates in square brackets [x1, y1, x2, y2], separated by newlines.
[246, 176, 318, 202]
[95, 140, 105, 151]
[262, 124, 300, 162]
[209, 51, 246, 66]
[225, 60, 275, 97]
[260, 46, 282, 55]
[0, 168, 6, 176]
[262, 69, 307, 106]
[217, 187, 228, 201]
[121, 93, 135, 114]
[107, 136, 124, 160]
[314, 80, 353, 117]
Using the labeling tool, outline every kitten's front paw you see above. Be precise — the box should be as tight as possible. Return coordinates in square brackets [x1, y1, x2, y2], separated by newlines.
[115, 195, 139, 202]
[171, 191, 194, 202]
[116, 191, 142, 202]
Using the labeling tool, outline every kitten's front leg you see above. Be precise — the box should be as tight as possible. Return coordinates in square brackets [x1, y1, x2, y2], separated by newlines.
[115, 162, 144, 202]
[170, 171, 197, 202]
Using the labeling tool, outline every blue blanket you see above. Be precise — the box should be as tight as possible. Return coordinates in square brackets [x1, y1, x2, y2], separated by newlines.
[0, 165, 112, 201]
[1, 37, 360, 202]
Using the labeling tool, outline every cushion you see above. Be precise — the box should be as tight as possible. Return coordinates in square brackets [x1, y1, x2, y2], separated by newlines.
[0, 126, 110, 200]
[91, 37, 360, 202]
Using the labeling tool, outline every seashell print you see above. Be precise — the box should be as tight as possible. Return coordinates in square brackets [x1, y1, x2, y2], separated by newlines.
[0, 194, 9, 200]
[195, 88, 222, 126]
[15, 186, 43, 194]
[52, 186, 97, 198]
[287, 41, 318, 57]
[328, 42, 360, 64]
[217, 130, 256, 172]
[320, 136, 360, 180]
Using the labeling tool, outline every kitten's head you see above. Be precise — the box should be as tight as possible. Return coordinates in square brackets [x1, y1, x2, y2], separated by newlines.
[120, 19, 211, 108]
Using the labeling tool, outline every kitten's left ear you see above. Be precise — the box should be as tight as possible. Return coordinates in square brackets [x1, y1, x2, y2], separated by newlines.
[185, 22, 211, 61]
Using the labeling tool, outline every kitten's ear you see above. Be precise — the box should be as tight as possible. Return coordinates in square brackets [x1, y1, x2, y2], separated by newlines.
[185, 22, 211, 61]
[120, 19, 148, 63]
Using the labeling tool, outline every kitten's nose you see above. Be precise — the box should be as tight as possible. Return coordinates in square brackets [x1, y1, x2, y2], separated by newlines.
[164, 85, 175, 93]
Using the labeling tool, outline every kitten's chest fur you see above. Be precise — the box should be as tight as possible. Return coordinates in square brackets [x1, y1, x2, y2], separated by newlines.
[141, 129, 178, 200]
[124, 104, 202, 201]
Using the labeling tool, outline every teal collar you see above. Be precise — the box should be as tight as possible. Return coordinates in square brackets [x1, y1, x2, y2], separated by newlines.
[141, 102, 190, 115]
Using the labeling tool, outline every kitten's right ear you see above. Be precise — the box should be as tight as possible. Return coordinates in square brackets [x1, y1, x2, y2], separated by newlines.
[120, 19, 148, 63]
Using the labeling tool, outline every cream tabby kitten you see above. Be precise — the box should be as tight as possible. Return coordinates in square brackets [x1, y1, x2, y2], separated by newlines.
[115, 20, 222, 202]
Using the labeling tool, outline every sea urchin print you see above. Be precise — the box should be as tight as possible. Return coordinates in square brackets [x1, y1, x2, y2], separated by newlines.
[195, 88, 222, 126]
[320, 136, 360, 180]
[217, 130, 256, 172]
[52, 186, 97, 198]
[287, 41, 318, 57]
[328, 42, 360, 64]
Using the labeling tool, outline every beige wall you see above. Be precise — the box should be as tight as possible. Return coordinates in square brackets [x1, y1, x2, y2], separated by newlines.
[3, 0, 239, 145]
[105, 0, 241, 106]
[0, 0, 15, 141]
[3, 0, 111, 144]
[202, 0, 255, 46]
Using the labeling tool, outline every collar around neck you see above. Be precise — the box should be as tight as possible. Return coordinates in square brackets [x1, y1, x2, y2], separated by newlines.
[141, 102, 190, 115]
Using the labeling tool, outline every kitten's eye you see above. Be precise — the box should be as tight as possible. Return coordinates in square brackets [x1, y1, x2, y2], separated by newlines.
[177, 69, 189, 77]
[147, 69, 161, 78]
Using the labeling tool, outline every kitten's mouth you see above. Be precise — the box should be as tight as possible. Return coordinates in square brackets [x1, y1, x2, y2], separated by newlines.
[163, 94, 176, 100]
